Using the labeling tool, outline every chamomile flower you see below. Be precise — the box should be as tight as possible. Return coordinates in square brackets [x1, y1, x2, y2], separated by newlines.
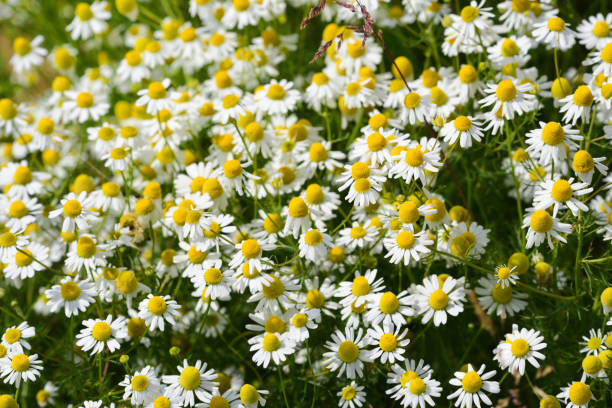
[198, 388, 241, 408]
[337, 381, 366, 408]
[572, 150, 608, 183]
[534, 178, 592, 217]
[45, 277, 96, 317]
[479, 79, 536, 120]
[523, 209, 572, 249]
[475, 277, 528, 318]
[238, 383, 268, 408]
[287, 309, 320, 343]
[580, 329, 607, 355]
[397, 91, 432, 125]
[533, 16, 577, 51]
[4, 241, 48, 280]
[162, 360, 218, 407]
[440, 115, 484, 149]
[229, 237, 275, 276]
[248, 273, 299, 312]
[323, 327, 372, 379]
[65, 235, 107, 274]
[305, 72, 341, 111]
[389, 142, 442, 185]
[367, 323, 410, 364]
[559, 85, 595, 125]
[120, 366, 161, 406]
[66, 1, 110, 40]
[337, 162, 386, 207]
[136, 79, 175, 114]
[0, 350, 43, 386]
[577, 14, 612, 49]
[337, 223, 378, 252]
[493, 324, 547, 375]
[557, 381, 593, 408]
[75, 315, 127, 355]
[298, 228, 332, 262]
[2, 322, 35, 353]
[494, 265, 518, 289]
[386, 359, 441, 408]
[412, 274, 466, 327]
[0, 229, 28, 263]
[248, 332, 295, 368]
[48, 192, 97, 233]
[138, 294, 181, 332]
[254, 80, 300, 116]
[191, 260, 233, 300]
[384, 229, 433, 266]
[447, 364, 500, 408]
[63, 90, 109, 123]
[10, 36, 47, 75]
[525, 121, 582, 165]
[336, 269, 385, 308]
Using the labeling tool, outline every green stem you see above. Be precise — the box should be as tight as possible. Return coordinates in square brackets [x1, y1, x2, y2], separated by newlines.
[278, 366, 290, 408]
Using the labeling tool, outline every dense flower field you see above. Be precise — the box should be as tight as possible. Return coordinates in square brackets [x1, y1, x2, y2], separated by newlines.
[0, 0, 611, 407]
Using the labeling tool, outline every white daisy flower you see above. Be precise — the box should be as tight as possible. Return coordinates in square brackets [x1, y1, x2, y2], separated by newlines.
[474, 277, 528, 318]
[0, 350, 43, 386]
[136, 79, 176, 115]
[10, 35, 47, 74]
[479, 79, 536, 120]
[572, 150, 608, 184]
[523, 209, 572, 249]
[248, 332, 295, 368]
[336, 269, 385, 308]
[247, 273, 299, 312]
[63, 90, 109, 123]
[238, 383, 268, 408]
[4, 241, 48, 280]
[254, 79, 300, 116]
[412, 274, 466, 327]
[287, 308, 320, 343]
[559, 85, 595, 125]
[384, 228, 433, 266]
[298, 228, 332, 262]
[533, 16, 577, 51]
[366, 323, 410, 364]
[579, 328, 607, 355]
[577, 13, 612, 49]
[337, 162, 386, 207]
[322, 327, 372, 379]
[447, 364, 500, 408]
[137, 294, 181, 332]
[525, 121, 582, 165]
[534, 178, 592, 217]
[494, 265, 518, 289]
[1, 322, 35, 353]
[396, 90, 432, 125]
[75, 315, 127, 355]
[557, 381, 594, 408]
[440, 115, 484, 149]
[493, 324, 547, 376]
[337, 380, 366, 408]
[120, 366, 161, 406]
[389, 142, 442, 185]
[386, 359, 442, 408]
[162, 360, 218, 407]
[45, 277, 97, 317]
[190, 260, 233, 301]
[66, 1, 110, 40]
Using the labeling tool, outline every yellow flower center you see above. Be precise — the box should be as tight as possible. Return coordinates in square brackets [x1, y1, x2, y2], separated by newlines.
[353, 178, 371, 193]
[453, 116, 472, 131]
[547, 17, 566, 32]
[600, 43, 612, 63]
[115, 270, 138, 294]
[380, 292, 399, 314]
[430, 86, 448, 106]
[409, 377, 427, 395]
[511, 338, 530, 357]
[148, 82, 166, 99]
[222, 94, 240, 109]
[459, 64, 478, 84]
[233, 0, 250, 11]
[262, 276, 284, 299]
[491, 284, 513, 304]
[541, 122, 564, 145]
[75, 3, 94, 21]
[11, 354, 29, 372]
[401, 370, 419, 388]
[262, 333, 280, 352]
[63, 199, 82, 218]
[309, 142, 328, 162]
[403, 92, 421, 109]
[573, 85, 594, 106]
[572, 150, 594, 174]
[223, 159, 242, 179]
[13, 37, 31, 56]
[15, 249, 33, 267]
[147, 296, 167, 315]
[0, 99, 17, 120]
[292, 313, 308, 328]
[241, 239, 261, 259]
[240, 384, 259, 404]
[568, 382, 591, 406]
[4, 328, 21, 344]
[512, 0, 530, 12]
[462, 371, 482, 393]
[451, 232, 476, 257]
[338, 341, 359, 363]
[76, 92, 94, 108]
[587, 337, 602, 350]
[267, 84, 286, 100]
[60, 281, 81, 300]
[460, 5, 479, 22]
[288, 197, 308, 218]
[396, 230, 415, 249]
[91, 321, 112, 341]
[179, 366, 201, 390]
[13, 166, 32, 185]
[379, 333, 397, 352]
[180, 27, 197, 42]
[367, 132, 386, 152]
[312, 72, 329, 85]
[582, 355, 602, 374]
[551, 179, 573, 202]
[204, 268, 223, 285]
[496, 80, 517, 102]
[304, 230, 323, 246]
[530, 210, 553, 233]
[306, 289, 325, 309]
[497, 266, 511, 280]
[429, 289, 449, 310]
[8, 201, 27, 218]
[350, 226, 366, 239]
[593, 21, 610, 37]
[352, 276, 371, 296]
